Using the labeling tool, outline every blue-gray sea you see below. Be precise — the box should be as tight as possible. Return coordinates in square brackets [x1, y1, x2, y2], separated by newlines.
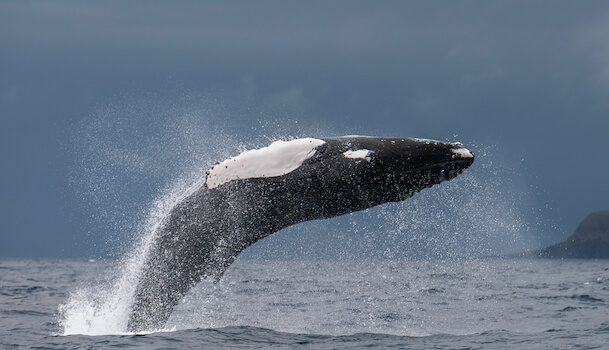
[1, 257, 608, 349]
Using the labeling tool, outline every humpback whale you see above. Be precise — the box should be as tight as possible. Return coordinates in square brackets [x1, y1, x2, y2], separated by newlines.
[127, 136, 474, 332]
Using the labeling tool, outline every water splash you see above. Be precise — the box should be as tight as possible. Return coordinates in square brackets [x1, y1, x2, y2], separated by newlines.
[59, 90, 236, 335]
[58, 89, 334, 335]
[58, 90, 552, 335]
[242, 142, 551, 261]
[58, 183, 184, 335]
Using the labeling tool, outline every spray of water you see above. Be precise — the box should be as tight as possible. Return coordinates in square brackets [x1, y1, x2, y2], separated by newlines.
[241, 144, 549, 261]
[58, 89, 335, 335]
[58, 90, 551, 335]
[367, 144, 545, 259]
[59, 90, 233, 335]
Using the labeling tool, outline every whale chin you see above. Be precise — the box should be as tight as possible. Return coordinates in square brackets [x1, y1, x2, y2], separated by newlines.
[417, 157, 475, 181]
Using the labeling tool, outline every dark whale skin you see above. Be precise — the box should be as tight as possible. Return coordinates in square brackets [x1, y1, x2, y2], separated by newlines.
[127, 136, 475, 332]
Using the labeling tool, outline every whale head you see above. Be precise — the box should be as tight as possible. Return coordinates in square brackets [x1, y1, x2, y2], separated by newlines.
[313, 136, 474, 202]
[205, 135, 474, 220]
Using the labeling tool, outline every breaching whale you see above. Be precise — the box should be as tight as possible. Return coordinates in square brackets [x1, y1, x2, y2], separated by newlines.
[127, 136, 474, 332]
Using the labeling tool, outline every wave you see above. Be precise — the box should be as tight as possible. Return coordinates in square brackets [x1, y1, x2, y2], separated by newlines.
[50, 325, 608, 350]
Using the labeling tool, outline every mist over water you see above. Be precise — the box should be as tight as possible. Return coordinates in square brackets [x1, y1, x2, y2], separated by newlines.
[245, 145, 549, 261]
[59, 92, 553, 335]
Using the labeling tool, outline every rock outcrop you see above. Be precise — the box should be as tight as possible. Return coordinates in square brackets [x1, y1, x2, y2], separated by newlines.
[534, 210, 609, 259]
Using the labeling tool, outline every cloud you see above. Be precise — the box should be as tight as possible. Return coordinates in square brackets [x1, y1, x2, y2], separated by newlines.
[0, 86, 18, 106]
[572, 13, 609, 97]
[2, 0, 609, 257]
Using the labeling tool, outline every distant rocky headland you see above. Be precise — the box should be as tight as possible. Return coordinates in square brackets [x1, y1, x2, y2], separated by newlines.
[530, 210, 609, 259]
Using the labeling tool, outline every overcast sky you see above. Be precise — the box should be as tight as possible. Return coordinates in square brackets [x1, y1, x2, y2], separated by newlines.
[1, 1, 608, 257]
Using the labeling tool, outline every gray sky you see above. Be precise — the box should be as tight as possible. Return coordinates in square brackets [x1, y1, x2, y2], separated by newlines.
[1, 1, 608, 257]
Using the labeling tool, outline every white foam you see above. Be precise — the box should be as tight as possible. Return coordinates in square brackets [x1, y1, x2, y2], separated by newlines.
[451, 147, 474, 159]
[412, 137, 440, 144]
[58, 181, 191, 336]
[342, 149, 373, 162]
[205, 138, 326, 189]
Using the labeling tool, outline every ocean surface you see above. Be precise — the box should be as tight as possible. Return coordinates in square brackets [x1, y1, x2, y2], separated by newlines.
[1, 257, 608, 349]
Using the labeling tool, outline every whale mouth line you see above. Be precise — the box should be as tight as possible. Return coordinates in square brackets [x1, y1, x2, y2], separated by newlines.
[398, 158, 474, 175]
[432, 158, 475, 168]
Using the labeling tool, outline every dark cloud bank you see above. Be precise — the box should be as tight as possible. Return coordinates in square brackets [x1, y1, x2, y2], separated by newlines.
[1, 1, 608, 257]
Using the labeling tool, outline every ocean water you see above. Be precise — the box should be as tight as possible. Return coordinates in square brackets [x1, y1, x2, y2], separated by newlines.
[1, 257, 608, 349]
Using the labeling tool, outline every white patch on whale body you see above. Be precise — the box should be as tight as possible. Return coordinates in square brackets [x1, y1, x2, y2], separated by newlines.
[205, 138, 326, 189]
[342, 149, 373, 162]
[451, 147, 474, 159]
[412, 137, 441, 144]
